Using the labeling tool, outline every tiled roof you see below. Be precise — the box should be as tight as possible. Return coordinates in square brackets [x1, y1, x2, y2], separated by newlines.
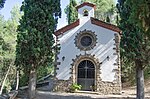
[54, 18, 121, 36]
[90, 17, 122, 34]
[76, 2, 96, 10]
[54, 19, 80, 36]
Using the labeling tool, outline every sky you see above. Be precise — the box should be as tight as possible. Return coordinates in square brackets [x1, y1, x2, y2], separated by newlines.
[0, 0, 117, 30]
[0, 0, 80, 30]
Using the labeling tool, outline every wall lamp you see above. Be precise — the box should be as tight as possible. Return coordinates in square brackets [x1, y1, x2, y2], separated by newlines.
[62, 56, 65, 61]
[106, 56, 110, 61]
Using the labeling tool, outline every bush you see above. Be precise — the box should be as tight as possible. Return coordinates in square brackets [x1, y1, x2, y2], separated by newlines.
[70, 83, 82, 92]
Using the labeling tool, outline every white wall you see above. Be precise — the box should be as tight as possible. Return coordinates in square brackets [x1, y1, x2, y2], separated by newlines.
[78, 6, 94, 19]
[56, 19, 119, 82]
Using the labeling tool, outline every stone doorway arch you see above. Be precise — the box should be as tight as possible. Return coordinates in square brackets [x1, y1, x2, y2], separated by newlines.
[71, 54, 101, 91]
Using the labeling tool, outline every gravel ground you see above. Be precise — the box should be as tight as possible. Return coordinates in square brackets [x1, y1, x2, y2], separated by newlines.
[35, 91, 150, 99]
[16, 80, 150, 99]
[122, 80, 150, 96]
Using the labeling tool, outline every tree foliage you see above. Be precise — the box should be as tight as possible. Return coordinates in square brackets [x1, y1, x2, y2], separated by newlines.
[81, 0, 115, 22]
[117, 0, 150, 98]
[117, 0, 150, 71]
[65, 0, 116, 24]
[0, 5, 22, 93]
[15, 0, 61, 98]
[0, 0, 5, 9]
[127, 0, 150, 34]
[65, 0, 78, 24]
[15, 0, 61, 72]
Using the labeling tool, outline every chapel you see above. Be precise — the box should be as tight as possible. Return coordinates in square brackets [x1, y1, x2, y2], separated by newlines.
[54, 2, 121, 94]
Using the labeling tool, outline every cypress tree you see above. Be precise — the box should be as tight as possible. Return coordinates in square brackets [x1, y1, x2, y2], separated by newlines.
[15, 0, 61, 98]
[117, 0, 150, 98]
[65, 0, 78, 24]
[81, 0, 115, 22]
[0, 0, 5, 9]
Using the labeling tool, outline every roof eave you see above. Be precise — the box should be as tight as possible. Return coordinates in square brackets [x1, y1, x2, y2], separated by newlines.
[90, 17, 122, 34]
[54, 19, 80, 36]
[76, 2, 96, 10]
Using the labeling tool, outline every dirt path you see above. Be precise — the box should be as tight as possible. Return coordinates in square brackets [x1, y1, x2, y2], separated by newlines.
[16, 80, 150, 99]
[122, 79, 150, 96]
[35, 80, 150, 99]
[35, 91, 150, 99]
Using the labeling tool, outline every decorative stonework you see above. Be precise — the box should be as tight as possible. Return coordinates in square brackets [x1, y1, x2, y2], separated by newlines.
[112, 33, 121, 89]
[54, 37, 60, 77]
[75, 29, 97, 51]
[54, 33, 121, 94]
[70, 54, 101, 91]
[54, 51, 121, 94]
[54, 1, 122, 95]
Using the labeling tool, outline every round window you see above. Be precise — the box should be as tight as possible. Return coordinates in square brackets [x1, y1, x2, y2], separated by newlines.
[80, 35, 92, 47]
[75, 30, 97, 51]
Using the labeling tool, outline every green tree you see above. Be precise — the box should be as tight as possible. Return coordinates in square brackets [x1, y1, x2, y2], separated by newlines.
[0, 5, 22, 94]
[117, 0, 150, 98]
[65, 0, 78, 24]
[0, 0, 5, 9]
[127, 0, 150, 34]
[65, 0, 116, 25]
[0, 0, 6, 81]
[81, 0, 115, 22]
[15, 0, 61, 98]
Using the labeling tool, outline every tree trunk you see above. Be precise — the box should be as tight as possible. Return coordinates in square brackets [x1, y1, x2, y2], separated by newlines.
[0, 66, 11, 95]
[135, 60, 144, 99]
[15, 70, 19, 90]
[28, 68, 37, 99]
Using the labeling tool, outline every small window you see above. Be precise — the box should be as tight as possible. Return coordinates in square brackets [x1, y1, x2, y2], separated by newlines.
[83, 9, 89, 16]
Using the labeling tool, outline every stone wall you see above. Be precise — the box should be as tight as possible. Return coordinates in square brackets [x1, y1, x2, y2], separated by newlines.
[97, 81, 121, 94]
[53, 79, 72, 92]
[53, 79, 121, 94]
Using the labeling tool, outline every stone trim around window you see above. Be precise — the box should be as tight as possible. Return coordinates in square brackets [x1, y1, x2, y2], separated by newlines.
[75, 29, 97, 51]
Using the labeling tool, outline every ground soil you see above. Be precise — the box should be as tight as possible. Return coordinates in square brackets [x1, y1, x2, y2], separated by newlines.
[122, 79, 150, 96]
[16, 79, 150, 99]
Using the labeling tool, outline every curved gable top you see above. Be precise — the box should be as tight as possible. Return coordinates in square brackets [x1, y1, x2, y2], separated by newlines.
[76, 2, 96, 10]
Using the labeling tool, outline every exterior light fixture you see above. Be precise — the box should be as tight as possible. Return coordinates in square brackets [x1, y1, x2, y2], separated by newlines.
[106, 56, 110, 61]
[62, 56, 65, 61]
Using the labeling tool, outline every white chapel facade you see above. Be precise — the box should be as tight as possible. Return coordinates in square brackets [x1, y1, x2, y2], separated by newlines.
[54, 2, 121, 94]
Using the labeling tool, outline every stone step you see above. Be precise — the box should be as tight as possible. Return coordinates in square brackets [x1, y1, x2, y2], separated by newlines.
[75, 91, 99, 94]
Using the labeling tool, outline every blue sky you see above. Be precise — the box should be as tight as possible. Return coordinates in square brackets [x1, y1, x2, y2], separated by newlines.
[0, 0, 81, 29]
[0, 0, 117, 30]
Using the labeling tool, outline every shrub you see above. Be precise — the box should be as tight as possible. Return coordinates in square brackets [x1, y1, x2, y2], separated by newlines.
[70, 83, 82, 92]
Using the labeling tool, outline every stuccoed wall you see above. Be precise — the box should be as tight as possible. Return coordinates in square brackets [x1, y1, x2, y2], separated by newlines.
[55, 17, 121, 94]
[78, 6, 94, 19]
[56, 19, 119, 81]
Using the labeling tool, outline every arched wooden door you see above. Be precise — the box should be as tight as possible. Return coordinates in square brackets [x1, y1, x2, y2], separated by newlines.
[77, 60, 95, 91]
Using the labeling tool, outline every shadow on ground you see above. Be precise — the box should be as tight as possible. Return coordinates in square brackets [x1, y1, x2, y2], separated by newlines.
[35, 91, 142, 99]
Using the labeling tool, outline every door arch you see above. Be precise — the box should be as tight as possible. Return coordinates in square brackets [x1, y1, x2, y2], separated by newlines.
[77, 60, 95, 91]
